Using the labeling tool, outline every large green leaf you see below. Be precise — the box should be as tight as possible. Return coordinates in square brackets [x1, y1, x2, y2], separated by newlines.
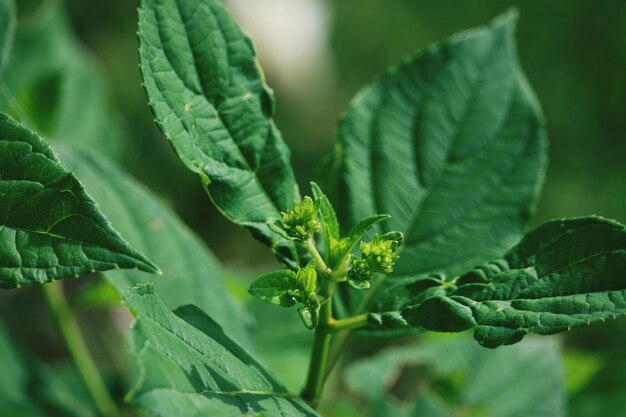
[58, 147, 249, 344]
[391, 217, 626, 347]
[326, 11, 547, 319]
[0, 0, 129, 163]
[124, 285, 318, 417]
[139, 0, 299, 265]
[0, 0, 15, 76]
[0, 114, 158, 288]
[345, 334, 564, 417]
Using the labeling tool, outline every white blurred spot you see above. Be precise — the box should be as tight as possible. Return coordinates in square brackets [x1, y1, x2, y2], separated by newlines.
[227, 0, 335, 97]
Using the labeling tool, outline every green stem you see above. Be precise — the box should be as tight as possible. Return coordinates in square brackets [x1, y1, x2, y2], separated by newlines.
[324, 274, 385, 379]
[301, 279, 335, 408]
[329, 314, 369, 332]
[42, 282, 121, 417]
[329, 269, 348, 282]
[306, 238, 331, 275]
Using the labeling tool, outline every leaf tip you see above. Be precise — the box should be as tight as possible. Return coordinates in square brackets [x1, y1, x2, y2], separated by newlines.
[135, 255, 162, 276]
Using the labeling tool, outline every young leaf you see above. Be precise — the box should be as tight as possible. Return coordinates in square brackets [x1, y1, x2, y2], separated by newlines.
[139, 0, 300, 265]
[311, 182, 339, 238]
[0, 1, 129, 163]
[58, 147, 249, 344]
[248, 270, 299, 307]
[298, 302, 320, 330]
[325, 11, 547, 319]
[0, 114, 158, 288]
[0, 0, 15, 76]
[125, 285, 318, 417]
[401, 217, 626, 348]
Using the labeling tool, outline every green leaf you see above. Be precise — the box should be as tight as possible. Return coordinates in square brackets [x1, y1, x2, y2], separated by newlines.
[0, 0, 15, 76]
[58, 147, 249, 344]
[124, 285, 318, 417]
[298, 297, 320, 330]
[0, 114, 158, 288]
[248, 270, 299, 307]
[0, 1, 130, 163]
[347, 277, 370, 290]
[345, 334, 564, 417]
[139, 0, 299, 265]
[310, 182, 340, 259]
[402, 216, 626, 348]
[325, 11, 547, 320]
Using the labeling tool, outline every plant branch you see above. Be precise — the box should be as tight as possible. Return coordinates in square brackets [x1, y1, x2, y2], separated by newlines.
[42, 282, 121, 417]
[329, 269, 348, 282]
[329, 314, 369, 332]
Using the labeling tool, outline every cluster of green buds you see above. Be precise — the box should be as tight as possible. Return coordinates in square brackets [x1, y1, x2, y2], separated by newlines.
[347, 232, 402, 289]
[255, 185, 403, 330]
[291, 263, 321, 329]
[268, 196, 320, 242]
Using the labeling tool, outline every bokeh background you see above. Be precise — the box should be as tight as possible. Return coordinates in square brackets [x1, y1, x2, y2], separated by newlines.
[1, 0, 625, 416]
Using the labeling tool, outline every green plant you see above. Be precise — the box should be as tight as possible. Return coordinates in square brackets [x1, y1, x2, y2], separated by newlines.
[0, 0, 625, 416]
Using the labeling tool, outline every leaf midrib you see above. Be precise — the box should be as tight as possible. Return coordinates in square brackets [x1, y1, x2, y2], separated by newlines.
[400, 40, 511, 248]
[140, 386, 297, 398]
[147, 0, 287, 218]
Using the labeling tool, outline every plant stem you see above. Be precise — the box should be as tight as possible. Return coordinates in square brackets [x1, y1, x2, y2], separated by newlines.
[329, 314, 369, 332]
[301, 279, 335, 408]
[324, 274, 385, 380]
[42, 282, 121, 417]
[329, 269, 348, 281]
[324, 329, 350, 381]
[306, 238, 331, 275]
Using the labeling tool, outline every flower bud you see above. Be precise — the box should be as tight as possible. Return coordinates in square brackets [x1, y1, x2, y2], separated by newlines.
[348, 255, 372, 282]
[296, 261, 317, 295]
[280, 196, 320, 241]
[360, 234, 399, 274]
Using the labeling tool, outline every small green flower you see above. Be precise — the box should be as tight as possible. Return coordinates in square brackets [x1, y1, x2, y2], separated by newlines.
[360, 234, 400, 274]
[280, 196, 320, 241]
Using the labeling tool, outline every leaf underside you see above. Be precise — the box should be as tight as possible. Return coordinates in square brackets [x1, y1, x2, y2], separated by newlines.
[125, 286, 318, 417]
[325, 11, 547, 322]
[0, 114, 158, 288]
[139, 0, 300, 266]
[377, 216, 626, 348]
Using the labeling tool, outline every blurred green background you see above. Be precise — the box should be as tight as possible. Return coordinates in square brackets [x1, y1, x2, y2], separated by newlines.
[1, 0, 625, 416]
